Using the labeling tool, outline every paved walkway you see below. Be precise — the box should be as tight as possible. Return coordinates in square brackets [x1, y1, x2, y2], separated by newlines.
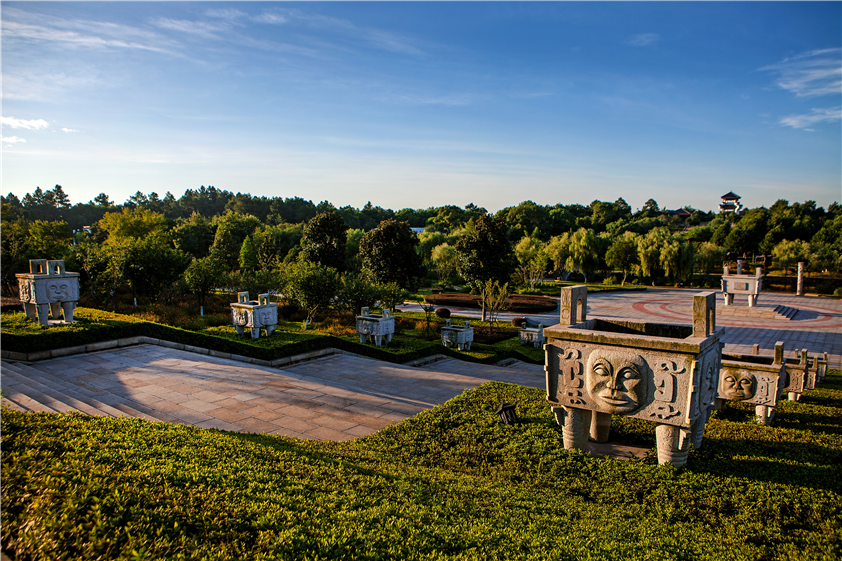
[2, 288, 839, 443]
[1, 346, 544, 441]
[402, 288, 842, 369]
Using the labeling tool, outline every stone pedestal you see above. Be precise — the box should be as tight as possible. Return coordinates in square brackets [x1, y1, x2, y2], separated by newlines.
[356, 307, 396, 346]
[717, 342, 787, 425]
[519, 323, 546, 348]
[441, 319, 474, 350]
[231, 292, 278, 339]
[16, 259, 80, 326]
[545, 288, 724, 468]
[721, 267, 762, 307]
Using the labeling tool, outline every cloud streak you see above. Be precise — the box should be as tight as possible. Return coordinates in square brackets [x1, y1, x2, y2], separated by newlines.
[626, 33, 659, 47]
[779, 106, 841, 130]
[1, 116, 50, 130]
[762, 48, 842, 98]
[2, 136, 27, 144]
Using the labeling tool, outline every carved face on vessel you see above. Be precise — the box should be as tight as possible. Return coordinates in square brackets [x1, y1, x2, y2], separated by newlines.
[47, 281, 71, 301]
[720, 371, 756, 401]
[586, 351, 648, 414]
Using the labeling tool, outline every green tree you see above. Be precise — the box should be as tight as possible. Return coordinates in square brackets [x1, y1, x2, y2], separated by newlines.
[126, 237, 191, 303]
[239, 236, 258, 271]
[301, 211, 348, 271]
[605, 232, 639, 285]
[184, 256, 225, 314]
[565, 228, 604, 284]
[454, 214, 514, 321]
[283, 261, 340, 329]
[209, 212, 261, 270]
[1, 218, 31, 293]
[514, 236, 548, 289]
[27, 220, 72, 260]
[430, 243, 458, 286]
[696, 242, 725, 274]
[253, 223, 304, 271]
[345, 228, 366, 273]
[99, 208, 168, 244]
[637, 227, 672, 285]
[660, 235, 696, 283]
[545, 232, 571, 273]
[773, 239, 811, 276]
[377, 282, 408, 312]
[172, 212, 216, 258]
[336, 273, 380, 314]
[359, 219, 424, 290]
[724, 208, 769, 256]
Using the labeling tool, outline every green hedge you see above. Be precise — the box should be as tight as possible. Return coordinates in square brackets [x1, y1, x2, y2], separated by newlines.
[1, 309, 543, 365]
[2, 371, 840, 560]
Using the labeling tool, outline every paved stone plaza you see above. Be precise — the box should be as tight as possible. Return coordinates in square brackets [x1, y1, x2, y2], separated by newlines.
[3, 288, 840, 444]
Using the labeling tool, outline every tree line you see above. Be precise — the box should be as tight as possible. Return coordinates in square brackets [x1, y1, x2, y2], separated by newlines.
[2, 185, 840, 319]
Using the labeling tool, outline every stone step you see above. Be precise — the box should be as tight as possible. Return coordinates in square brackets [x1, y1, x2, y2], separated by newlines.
[1, 370, 78, 414]
[1, 362, 168, 423]
[772, 305, 800, 320]
[718, 304, 800, 320]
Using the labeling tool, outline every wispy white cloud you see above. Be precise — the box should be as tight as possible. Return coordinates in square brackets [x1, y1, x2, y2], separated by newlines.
[761, 48, 842, 98]
[205, 8, 246, 20]
[2, 136, 27, 145]
[779, 106, 841, 130]
[626, 33, 659, 47]
[61, 128, 80, 133]
[252, 12, 289, 25]
[2, 7, 178, 56]
[1, 116, 50, 130]
[269, 8, 424, 56]
[150, 17, 232, 38]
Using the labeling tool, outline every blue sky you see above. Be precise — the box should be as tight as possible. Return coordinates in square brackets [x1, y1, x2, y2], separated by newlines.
[2, 2, 840, 214]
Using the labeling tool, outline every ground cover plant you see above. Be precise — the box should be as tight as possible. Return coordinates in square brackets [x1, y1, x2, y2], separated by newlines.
[3, 371, 841, 560]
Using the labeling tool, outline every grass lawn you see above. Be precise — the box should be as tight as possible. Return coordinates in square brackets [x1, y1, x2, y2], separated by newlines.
[2, 370, 841, 560]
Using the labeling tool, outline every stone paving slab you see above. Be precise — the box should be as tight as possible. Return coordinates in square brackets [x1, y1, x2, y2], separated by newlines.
[3, 345, 545, 442]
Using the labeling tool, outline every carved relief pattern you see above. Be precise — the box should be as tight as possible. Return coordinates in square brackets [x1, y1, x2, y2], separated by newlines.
[231, 309, 249, 326]
[18, 280, 32, 303]
[554, 347, 589, 407]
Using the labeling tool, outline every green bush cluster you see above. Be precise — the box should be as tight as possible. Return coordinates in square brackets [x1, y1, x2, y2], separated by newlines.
[3, 371, 841, 560]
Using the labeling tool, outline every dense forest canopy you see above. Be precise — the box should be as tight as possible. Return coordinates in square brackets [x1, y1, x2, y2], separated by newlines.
[2, 185, 840, 307]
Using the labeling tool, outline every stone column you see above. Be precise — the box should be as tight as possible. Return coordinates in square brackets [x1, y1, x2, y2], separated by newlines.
[36, 303, 50, 326]
[736, 260, 743, 275]
[554, 407, 590, 450]
[23, 302, 37, 321]
[61, 301, 76, 323]
[655, 424, 691, 468]
[49, 302, 62, 319]
[796, 262, 805, 296]
[589, 411, 612, 443]
[559, 285, 588, 325]
[692, 292, 716, 338]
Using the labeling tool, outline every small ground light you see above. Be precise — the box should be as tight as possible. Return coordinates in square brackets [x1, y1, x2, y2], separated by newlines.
[496, 402, 518, 425]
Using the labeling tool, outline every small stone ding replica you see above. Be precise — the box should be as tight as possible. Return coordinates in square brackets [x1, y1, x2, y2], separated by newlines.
[544, 286, 724, 468]
[441, 319, 474, 351]
[16, 259, 80, 326]
[718, 342, 787, 425]
[721, 266, 763, 307]
[519, 323, 546, 348]
[230, 292, 278, 339]
[356, 307, 396, 346]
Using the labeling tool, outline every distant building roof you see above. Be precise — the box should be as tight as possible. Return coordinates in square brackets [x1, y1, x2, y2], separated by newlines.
[669, 209, 692, 217]
[721, 191, 741, 200]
